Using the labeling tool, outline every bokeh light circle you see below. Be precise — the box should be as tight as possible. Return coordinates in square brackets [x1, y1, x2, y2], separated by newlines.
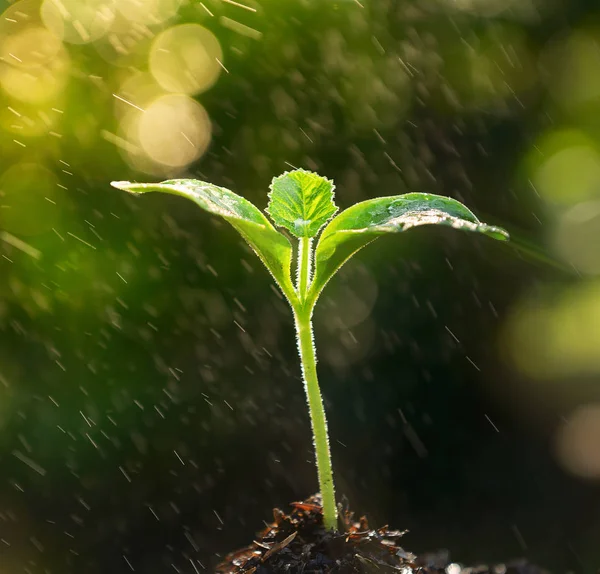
[114, 72, 164, 119]
[0, 22, 70, 104]
[40, 0, 116, 45]
[149, 24, 223, 95]
[554, 201, 600, 275]
[0, 26, 62, 69]
[117, 0, 183, 25]
[137, 94, 211, 168]
[504, 282, 600, 378]
[0, 46, 69, 104]
[555, 404, 600, 479]
[0, 0, 42, 36]
[528, 129, 600, 205]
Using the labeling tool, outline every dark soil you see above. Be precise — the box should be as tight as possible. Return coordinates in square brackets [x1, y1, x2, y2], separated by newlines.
[216, 495, 550, 574]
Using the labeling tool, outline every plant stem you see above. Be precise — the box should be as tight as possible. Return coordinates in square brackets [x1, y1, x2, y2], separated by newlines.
[294, 306, 337, 531]
[293, 236, 337, 528]
[297, 237, 313, 297]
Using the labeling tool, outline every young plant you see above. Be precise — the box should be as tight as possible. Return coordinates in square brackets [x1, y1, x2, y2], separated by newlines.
[111, 170, 508, 531]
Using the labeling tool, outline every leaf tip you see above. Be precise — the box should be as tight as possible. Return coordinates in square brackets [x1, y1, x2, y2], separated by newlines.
[111, 181, 146, 195]
[111, 180, 132, 190]
[486, 226, 510, 241]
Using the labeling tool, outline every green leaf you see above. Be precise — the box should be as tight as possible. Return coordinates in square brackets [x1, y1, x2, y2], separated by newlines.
[111, 179, 296, 301]
[266, 169, 338, 238]
[310, 192, 509, 300]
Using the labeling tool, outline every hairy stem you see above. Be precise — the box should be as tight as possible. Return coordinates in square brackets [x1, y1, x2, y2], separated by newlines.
[294, 306, 337, 530]
[297, 237, 313, 299]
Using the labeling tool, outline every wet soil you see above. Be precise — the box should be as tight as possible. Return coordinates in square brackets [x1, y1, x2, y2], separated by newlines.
[216, 495, 549, 574]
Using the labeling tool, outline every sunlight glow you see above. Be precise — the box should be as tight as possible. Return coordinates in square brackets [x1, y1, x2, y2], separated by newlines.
[0, 26, 69, 104]
[553, 201, 600, 275]
[529, 130, 600, 204]
[40, 0, 116, 45]
[505, 282, 600, 378]
[149, 24, 223, 95]
[117, 0, 183, 25]
[134, 94, 211, 171]
[555, 403, 600, 479]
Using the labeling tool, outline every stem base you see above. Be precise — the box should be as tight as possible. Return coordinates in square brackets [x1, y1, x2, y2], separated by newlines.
[294, 309, 337, 530]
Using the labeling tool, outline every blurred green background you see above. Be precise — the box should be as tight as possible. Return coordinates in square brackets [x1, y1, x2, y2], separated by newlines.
[1, 0, 600, 571]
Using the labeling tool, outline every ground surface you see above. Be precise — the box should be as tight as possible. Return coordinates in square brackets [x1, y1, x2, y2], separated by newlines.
[216, 496, 550, 574]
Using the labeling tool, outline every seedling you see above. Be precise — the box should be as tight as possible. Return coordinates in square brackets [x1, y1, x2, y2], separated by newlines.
[111, 170, 508, 531]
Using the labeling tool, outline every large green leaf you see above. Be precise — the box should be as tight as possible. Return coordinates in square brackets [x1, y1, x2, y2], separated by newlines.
[266, 169, 338, 238]
[310, 192, 509, 300]
[111, 179, 296, 301]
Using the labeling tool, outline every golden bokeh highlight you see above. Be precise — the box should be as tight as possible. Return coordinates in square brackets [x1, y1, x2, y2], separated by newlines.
[40, 0, 116, 45]
[0, 0, 42, 35]
[505, 282, 600, 378]
[117, 0, 183, 25]
[149, 24, 223, 95]
[110, 70, 214, 175]
[113, 71, 164, 119]
[1, 25, 62, 69]
[138, 94, 211, 168]
[0, 25, 69, 104]
[0, 60, 68, 105]
[93, 18, 153, 68]
[0, 164, 63, 236]
[555, 404, 600, 479]
[113, 90, 212, 175]
[527, 129, 600, 205]
[553, 201, 600, 275]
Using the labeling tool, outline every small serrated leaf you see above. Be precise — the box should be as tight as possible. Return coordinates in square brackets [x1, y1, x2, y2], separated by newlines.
[266, 169, 338, 238]
[310, 192, 509, 300]
[111, 179, 295, 301]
